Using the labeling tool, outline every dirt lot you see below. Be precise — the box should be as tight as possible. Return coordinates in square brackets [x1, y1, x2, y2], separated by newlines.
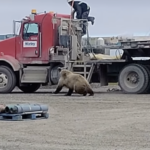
[0, 85, 150, 150]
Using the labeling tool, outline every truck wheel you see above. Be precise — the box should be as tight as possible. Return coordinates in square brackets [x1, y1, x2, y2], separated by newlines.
[143, 65, 150, 93]
[118, 64, 149, 94]
[50, 64, 63, 85]
[0, 66, 16, 93]
[18, 83, 41, 93]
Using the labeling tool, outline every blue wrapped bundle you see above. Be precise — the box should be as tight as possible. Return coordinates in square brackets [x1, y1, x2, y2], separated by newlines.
[5, 104, 48, 114]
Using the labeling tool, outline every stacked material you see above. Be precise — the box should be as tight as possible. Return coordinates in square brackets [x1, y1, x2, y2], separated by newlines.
[88, 53, 122, 60]
[0, 104, 48, 114]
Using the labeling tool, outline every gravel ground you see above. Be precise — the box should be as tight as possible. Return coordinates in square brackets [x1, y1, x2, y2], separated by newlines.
[0, 85, 150, 150]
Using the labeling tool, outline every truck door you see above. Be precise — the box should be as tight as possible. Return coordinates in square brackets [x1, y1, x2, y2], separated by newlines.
[21, 22, 40, 58]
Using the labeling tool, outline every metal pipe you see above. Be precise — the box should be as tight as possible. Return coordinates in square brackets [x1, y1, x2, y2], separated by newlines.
[5, 104, 48, 114]
[0, 105, 5, 113]
[13, 20, 15, 35]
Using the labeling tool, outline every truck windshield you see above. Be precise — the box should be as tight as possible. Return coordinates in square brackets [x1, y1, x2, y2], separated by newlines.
[23, 23, 38, 40]
[24, 23, 38, 34]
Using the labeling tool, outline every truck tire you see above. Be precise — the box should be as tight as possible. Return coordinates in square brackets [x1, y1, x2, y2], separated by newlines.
[118, 64, 149, 94]
[143, 65, 150, 93]
[50, 64, 63, 85]
[0, 66, 16, 93]
[18, 83, 41, 93]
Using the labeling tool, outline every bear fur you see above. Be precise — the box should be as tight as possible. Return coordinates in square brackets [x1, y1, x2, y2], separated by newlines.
[53, 69, 94, 96]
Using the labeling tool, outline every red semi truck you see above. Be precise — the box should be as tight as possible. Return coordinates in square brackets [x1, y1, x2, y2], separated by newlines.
[0, 9, 150, 94]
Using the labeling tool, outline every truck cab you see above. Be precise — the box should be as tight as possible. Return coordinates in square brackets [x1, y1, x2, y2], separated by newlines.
[1, 10, 71, 63]
[0, 9, 88, 93]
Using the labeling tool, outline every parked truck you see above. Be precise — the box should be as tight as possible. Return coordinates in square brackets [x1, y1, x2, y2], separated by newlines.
[0, 9, 150, 94]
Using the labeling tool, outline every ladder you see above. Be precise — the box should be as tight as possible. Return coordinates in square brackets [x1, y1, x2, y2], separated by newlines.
[67, 61, 95, 83]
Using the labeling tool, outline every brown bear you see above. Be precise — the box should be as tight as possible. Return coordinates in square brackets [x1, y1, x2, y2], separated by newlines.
[53, 68, 94, 96]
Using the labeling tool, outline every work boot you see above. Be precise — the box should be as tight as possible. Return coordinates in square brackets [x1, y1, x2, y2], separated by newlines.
[88, 17, 95, 25]
[91, 17, 95, 25]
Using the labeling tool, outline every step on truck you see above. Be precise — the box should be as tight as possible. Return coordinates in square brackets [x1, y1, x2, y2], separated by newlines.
[0, 9, 150, 94]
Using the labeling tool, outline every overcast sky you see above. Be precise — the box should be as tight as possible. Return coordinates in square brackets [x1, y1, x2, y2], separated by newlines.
[1, 0, 150, 37]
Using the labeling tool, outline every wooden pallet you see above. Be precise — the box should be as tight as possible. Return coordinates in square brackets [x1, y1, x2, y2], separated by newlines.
[0, 111, 49, 121]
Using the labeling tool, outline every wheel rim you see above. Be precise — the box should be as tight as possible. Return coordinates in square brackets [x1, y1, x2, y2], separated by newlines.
[0, 73, 8, 88]
[125, 71, 139, 88]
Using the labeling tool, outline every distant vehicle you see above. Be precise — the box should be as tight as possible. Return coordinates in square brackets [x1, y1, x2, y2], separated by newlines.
[0, 34, 14, 41]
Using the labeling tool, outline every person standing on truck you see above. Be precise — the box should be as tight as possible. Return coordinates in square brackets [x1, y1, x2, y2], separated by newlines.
[67, 0, 95, 33]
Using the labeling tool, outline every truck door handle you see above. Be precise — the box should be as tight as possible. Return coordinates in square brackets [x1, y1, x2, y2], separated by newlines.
[35, 50, 38, 54]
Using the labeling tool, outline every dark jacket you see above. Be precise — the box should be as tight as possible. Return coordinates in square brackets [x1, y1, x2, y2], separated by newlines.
[71, 1, 90, 19]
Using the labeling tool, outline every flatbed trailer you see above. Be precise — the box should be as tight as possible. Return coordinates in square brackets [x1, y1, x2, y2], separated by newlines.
[73, 39, 150, 94]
